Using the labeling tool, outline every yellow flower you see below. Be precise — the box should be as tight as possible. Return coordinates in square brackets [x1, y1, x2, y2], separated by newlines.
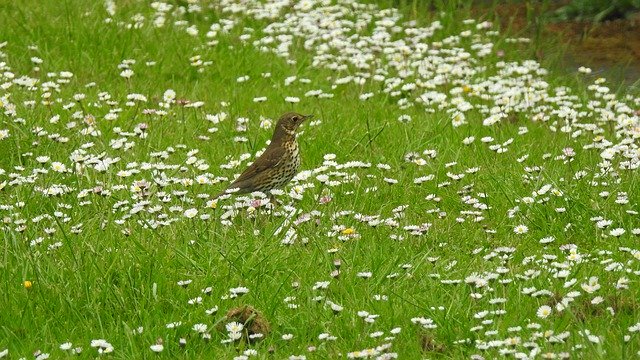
[462, 85, 472, 93]
[24, 280, 32, 289]
[341, 227, 355, 235]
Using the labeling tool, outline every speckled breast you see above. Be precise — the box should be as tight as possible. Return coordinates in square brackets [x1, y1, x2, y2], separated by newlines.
[255, 140, 300, 192]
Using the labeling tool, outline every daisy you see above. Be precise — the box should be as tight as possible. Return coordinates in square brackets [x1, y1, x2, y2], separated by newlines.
[513, 224, 528, 234]
[536, 305, 552, 319]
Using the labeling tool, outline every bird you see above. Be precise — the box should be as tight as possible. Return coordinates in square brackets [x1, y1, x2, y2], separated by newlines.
[213, 112, 312, 202]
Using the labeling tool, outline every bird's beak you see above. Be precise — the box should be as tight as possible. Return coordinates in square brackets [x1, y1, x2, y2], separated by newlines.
[303, 114, 313, 121]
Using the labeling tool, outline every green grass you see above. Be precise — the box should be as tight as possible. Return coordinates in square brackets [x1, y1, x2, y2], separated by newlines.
[1, 0, 639, 359]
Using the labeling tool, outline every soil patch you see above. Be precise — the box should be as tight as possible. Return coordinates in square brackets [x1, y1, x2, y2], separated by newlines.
[477, 1, 640, 90]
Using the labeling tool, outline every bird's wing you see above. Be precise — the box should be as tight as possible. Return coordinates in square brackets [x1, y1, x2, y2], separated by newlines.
[227, 145, 285, 188]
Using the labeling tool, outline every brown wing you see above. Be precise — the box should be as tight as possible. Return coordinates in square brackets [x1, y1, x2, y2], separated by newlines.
[226, 145, 285, 189]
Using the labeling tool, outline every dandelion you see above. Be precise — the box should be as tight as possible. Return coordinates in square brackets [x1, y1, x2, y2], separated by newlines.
[23, 280, 32, 289]
[341, 227, 355, 235]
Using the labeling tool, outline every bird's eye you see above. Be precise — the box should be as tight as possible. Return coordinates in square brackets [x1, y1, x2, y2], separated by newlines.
[292, 116, 300, 122]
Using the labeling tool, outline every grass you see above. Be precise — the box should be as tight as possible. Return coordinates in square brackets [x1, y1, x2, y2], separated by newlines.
[1, 0, 639, 359]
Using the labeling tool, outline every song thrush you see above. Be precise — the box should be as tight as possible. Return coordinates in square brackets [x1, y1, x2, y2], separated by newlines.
[213, 112, 312, 201]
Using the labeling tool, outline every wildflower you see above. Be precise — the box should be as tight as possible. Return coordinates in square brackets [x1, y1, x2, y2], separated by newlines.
[24, 280, 32, 289]
[539, 236, 554, 244]
[193, 323, 208, 333]
[397, 114, 411, 123]
[51, 162, 67, 173]
[90, 339, 114, 353]
[536, 305, 552, 319]
[205, 306, 218, 315]
[149, 344, 163, 352]
[591, 296, 604, 305]
[226, 322, 244, 333]
[328, 301, 343, 313]
[578, 66, 592, 74]
[187, 296, 203, 305]
[341, 227, 355, 235]
[177, 280, 193, 288]
[411, 317, 437, 329]
[184, 208, 198, 218]
[163, 89, 176, 102]
[313, 281, 330, 290]
[120, 69, 134, 78]
[609, 228, 625, 237]
[513, 224, 528, 234]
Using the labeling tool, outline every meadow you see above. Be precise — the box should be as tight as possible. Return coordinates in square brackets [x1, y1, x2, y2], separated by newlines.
[1, 0, 639, 359]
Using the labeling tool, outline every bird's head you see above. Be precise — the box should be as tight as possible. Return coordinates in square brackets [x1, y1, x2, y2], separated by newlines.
[276, 112, 313, 135]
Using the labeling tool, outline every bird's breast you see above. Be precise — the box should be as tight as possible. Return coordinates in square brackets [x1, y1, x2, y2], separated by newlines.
[285, 141, 301, 169]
